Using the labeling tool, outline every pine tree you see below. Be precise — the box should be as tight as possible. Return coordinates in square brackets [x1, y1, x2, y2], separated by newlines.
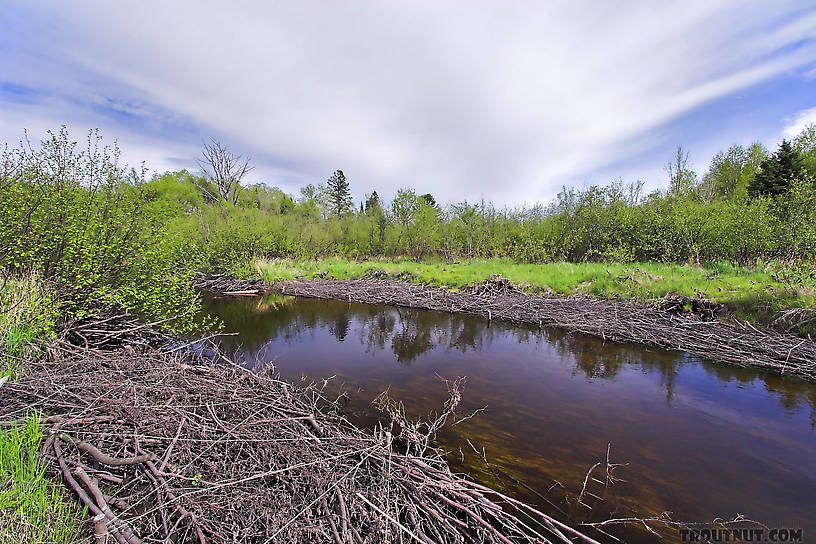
[326, 170, 352, 216]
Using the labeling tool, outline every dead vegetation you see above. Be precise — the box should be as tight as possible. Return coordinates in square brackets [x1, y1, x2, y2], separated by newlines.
[279, 276, 816, 380]
[1, 349, 605, 544]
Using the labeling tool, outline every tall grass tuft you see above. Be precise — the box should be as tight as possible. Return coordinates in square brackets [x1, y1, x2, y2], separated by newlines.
[0, 413, 84, 543]
[1, 271, 57, 377]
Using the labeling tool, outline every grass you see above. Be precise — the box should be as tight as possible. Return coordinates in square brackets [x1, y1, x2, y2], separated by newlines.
[1, 272, 56, 379]
[0, 413, 84, 543]
[252, 257, 816, 331]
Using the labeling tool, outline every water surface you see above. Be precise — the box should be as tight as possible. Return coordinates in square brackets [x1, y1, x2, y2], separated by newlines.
[203, 294, 816, 542]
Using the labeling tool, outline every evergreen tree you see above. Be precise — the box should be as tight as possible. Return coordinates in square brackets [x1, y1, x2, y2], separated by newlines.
[326, 169, 352, 216]
[365, 191, 382, 214]
[420, 193, 437, 207]
[749, 140, 807, 197]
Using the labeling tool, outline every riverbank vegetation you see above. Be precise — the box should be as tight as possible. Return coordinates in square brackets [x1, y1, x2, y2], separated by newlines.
[254, 257, 816, 329]
[1, 272, 56, 379]
[2, 126, 815, 337]
[0, 414, 84, 543]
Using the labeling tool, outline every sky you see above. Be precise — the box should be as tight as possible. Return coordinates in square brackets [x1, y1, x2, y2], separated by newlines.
[1, 1, 816, 207]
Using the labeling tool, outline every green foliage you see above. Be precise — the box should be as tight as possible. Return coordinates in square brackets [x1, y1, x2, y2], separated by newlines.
[792, 124, 816, 176]
[0, 127, 202, 332]
[0, 414, 84, 543]
[702, 142, 767, 201]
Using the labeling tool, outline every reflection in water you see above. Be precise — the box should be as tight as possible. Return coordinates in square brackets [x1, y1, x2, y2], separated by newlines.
[203, 294, 816, 542]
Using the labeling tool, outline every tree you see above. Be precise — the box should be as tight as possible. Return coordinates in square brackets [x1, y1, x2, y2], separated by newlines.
[701, 144, 766, 201]
[365, 191, 382, 214]
[452, 202, 480, 261]
[749, 140, 807, 197]
[420, 193, 437, 208]
[363, 191, 387, 252]
[622, 179, 646, 206]
[792, 124, 816, 177]
[197, 139, 253, 205]
[665, 146, 697, 196]
[392, 188, 420, 250]
[326, 169, 352, 216]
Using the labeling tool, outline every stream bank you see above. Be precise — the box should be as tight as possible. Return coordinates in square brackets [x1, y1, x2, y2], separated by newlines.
[276, 276, 816, 380]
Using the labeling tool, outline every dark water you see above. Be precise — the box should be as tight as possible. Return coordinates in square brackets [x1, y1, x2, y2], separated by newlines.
[202, 294, 816, 542]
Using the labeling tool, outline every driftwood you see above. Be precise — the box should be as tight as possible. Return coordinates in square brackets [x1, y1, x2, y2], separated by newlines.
[194, 273, 270, 296]
[0, 351, 607, 544]
[278, 276, 816, 380]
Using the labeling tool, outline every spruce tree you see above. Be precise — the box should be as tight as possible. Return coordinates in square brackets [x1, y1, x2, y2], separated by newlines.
[365, 191, 381, 213]
[326, 170, 352, 216]
[749, 140, 806, 197]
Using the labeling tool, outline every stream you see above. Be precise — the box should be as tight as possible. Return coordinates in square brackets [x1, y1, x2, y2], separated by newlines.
[202, 293, 816, 542]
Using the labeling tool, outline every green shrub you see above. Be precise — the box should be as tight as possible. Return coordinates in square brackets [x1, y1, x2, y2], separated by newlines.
[0, 128, 201, 332]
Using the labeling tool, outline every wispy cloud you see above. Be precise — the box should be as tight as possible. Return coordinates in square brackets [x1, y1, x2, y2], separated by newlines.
[782, 107, 816, 139]
[1, 1, 815, 204]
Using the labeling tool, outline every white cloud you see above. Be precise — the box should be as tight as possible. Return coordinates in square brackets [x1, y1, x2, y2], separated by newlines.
[782, 107, 816, 139]
[2, 0, 816, 204]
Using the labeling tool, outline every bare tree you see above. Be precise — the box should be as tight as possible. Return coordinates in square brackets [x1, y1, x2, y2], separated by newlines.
[665, 145, 697, 195]
[197, 139, 253, 205]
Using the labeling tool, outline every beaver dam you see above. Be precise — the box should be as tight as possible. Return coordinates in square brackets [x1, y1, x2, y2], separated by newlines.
[201, 291, 816, 542]
[2, 351, 602, 544]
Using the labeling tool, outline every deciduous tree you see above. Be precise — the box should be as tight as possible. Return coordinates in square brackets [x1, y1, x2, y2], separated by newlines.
[197, 139, 253, 205]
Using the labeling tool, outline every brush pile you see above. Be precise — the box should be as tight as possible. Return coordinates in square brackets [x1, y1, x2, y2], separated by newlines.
[465, 275, 526, 298]
[657, 294, 726, 321]
[58, 313, 175, 351]
[280, 278, 816, 380]
[0, 350, 599, 544]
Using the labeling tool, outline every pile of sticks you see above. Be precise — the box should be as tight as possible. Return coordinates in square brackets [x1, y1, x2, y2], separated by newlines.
[464, 275, 526, 298]
[58, 313, 175, 351]
[194, 273, 270, 296]
[279, 278, 816, 380]
[657, 294, 726, 321]
[0, 351, 601, 544]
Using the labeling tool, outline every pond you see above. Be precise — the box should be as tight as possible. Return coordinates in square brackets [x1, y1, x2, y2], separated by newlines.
[202, 293, 816, 542]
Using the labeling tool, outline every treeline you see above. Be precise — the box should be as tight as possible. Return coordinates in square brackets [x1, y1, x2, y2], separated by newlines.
[1, 126, 814, 324]
[151, 129, 815, 269]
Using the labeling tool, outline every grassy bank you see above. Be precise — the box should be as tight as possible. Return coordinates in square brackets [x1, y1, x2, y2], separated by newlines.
[0, 414, 84, 543]
[253, 257, 816, 331]
[1, 273, 56, 380]
[1, 277, 82, 542]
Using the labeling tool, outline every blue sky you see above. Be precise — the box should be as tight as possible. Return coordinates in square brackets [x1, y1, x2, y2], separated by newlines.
[1, 1, 815, 206]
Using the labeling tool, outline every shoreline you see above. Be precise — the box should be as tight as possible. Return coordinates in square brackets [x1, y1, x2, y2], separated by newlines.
[276, 277, 816, 380]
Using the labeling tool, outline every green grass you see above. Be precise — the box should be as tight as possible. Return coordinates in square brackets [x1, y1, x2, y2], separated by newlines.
[1, 272, 56, 379]
[0, 414, 84, 543]
[253, 257, 816, 332]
